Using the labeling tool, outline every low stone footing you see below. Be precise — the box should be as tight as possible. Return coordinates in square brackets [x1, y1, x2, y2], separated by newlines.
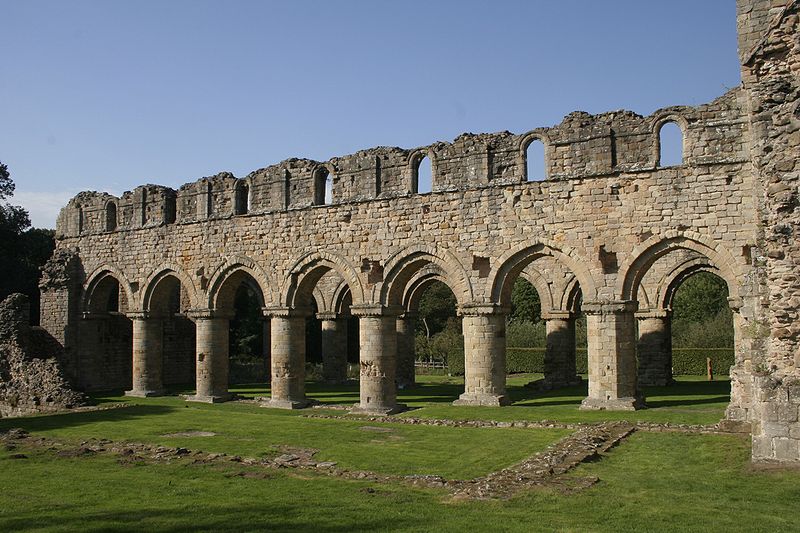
[262, 398, 309, 410]
[125, 389, 165, 398]
[185, 393, 233, 404]
[580, 396, 646, 411]
[350, 403, 407, 416]
[453, 392, 511, 407]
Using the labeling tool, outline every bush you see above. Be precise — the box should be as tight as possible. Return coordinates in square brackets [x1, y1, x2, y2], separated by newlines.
[671, 348, 734, 375]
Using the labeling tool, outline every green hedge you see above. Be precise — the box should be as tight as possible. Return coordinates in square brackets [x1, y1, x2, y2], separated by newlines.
[671, 348, 734, 375]
[504, 347, 733, 376]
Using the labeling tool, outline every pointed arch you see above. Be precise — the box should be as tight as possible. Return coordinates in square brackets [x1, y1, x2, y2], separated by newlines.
[82, 264, 135, 313]
[142, 264, 200, 313]
[206, 255, 271, 310]
[617, 232, 742, 303]
[380, 244, 473, 308]
[488, 240, 597, 307]
[282, 250, 365, 308]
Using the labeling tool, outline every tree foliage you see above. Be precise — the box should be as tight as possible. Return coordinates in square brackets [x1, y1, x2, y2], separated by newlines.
[0, 162, 55, 323]
[510, 278, 541, 323]
[416, 281, 457, 336]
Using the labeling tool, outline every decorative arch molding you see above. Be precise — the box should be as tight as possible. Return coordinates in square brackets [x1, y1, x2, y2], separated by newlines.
[282, 250, 365, 308]
[141, 263, 200, 312]
[487, 240, 597, 307]
[401, 263, 462, 312]
[656, 258, 721, 311]
[82, 263, 136, 313]
[205, 254, 272, 310]
[379, 244, 473, 308]
[518, 266, 556, 314]
[331, 280, 353, 315]
[617, 232, 742, 303]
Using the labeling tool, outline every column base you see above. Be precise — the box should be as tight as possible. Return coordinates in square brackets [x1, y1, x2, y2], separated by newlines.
[125, 389, 165, 398]
[350, 403, 407, 416]
[525, 376, 583, 391]
[184, 394, 233, 404]
[453, 392, 511, 407]
[262, 398, 309, 410]
[580, 396, 646, 411]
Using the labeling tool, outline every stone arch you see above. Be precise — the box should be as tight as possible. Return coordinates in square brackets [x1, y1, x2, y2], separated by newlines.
[282, 250, 365, 309]
[488, 240, 597, 307]
[142, 264, 200, 314]
[380, 244, 473, 309]
[558, 275, 583, 314]
[518, 266, 556, 314]
[82, 264, 135, 314]
[655, 257, 720, 311]
[651, 113, 690, 167]
[408, 149, 435, 194]
[331, 280, 353, 315]
[401, 263, 463, 312]
[206, 255, 271, 310]
[518, 130, 551, 182]
[618, 232, 741, 303]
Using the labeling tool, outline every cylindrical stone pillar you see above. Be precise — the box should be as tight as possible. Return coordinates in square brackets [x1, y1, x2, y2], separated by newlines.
[264, 308, 308, 409]
[636, 309, 674, 387]
[318, 312, 348, 384]
[126, 312, 164, 397]
[187, 311, 231, 403]
[395, 312, 417, 389]
[580, 300, 645, 410]
[351, 305, 404, 415]
[542, 311, 581, 389]
[455, 305, 511, 406]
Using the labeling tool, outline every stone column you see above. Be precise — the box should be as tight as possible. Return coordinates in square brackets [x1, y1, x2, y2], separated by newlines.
[351, 305, 405, 415]
[125, 312, 165, 397]
[263, 307, 308, 409]
[318, 311, 348, 384]
[580, 301, 645, 410]
[186, 310, 231, 403]
[541, 311, 581, 389]
[396, 311, 417, 389]
[455, 305, 511, 406]
[636, 309, 674, 387]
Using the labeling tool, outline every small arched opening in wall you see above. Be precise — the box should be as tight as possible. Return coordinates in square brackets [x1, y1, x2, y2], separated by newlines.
[77, 206, 85, 234]
[313, 167, 333, 206]
[82, 272, 133, 391]
[105, 202, 117, 232]
[656, 118, 685, 167]
[410, 151, 433, 194]
[165, 194, 177, 224]
[234, 180, 250, 215]
[524, 138, 547, 182]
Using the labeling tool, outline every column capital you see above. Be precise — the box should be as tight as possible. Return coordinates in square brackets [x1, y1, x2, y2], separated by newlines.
[457, 303, 510, 317]
[186, 308, 235, 321]
[316, 311, 339, 321]
[541, 310, 573, 321]
[635, 308, 672, 320]
[81, 311, 109, 320]
[350, 304, 403, 318]
[398, 310, 418, 320]
[262, 306, 312, 319]
[124, 310, 152, 320]
[582, 300, 638, 315]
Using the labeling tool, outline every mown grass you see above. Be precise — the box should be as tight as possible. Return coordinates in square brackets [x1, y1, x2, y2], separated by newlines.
[1, 376, 797, 532]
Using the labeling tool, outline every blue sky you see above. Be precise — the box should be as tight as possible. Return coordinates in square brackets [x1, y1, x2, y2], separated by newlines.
[1, 0, 741, 228]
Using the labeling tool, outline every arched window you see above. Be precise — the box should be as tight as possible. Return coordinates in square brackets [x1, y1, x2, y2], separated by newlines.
[414, 155, 432, 194]
[525, 139, 546, 182]
[234, 181, 249, 215]
[658, 121, 684, 167]
[141, 189, 148, 226]
[313, 168, 333, 206]
[105, 202, 117, 231]
[77, 207, 84, 234]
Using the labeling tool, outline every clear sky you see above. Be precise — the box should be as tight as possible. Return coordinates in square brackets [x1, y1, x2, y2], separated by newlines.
[1, 0, 741, 228]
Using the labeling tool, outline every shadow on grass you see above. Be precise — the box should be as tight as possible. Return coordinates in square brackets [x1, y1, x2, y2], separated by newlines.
[1, 503, 410, 533]
[0, 404, 176, 433]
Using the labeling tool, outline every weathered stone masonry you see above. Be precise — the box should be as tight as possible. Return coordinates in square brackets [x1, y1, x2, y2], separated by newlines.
[38, 0, 799, 463]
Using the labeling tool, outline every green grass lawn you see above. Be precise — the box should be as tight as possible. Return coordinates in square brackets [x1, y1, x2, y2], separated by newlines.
[1, 375, 798, 532]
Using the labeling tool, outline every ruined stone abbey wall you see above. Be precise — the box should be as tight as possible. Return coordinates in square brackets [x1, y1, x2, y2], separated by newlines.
[38, 0, 800, 463]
